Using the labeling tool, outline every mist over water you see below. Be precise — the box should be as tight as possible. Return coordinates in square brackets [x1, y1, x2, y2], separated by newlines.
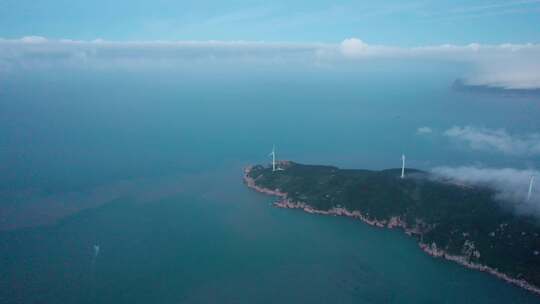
[1, 61, 540, 303]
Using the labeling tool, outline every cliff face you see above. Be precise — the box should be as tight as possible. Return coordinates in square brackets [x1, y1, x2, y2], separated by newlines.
[243, 163, 540, 295]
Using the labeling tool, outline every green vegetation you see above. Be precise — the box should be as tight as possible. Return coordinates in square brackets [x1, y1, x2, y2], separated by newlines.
[248, 162, 540, 288]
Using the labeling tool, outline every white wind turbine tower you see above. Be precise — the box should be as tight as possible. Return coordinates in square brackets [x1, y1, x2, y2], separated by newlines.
[269, 145, 276, 172]
[401, 154, 406, 179]
[527, 175, 535, 202]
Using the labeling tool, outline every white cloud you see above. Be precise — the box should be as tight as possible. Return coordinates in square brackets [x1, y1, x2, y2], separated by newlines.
[338, 40, 540, 89]
[19, 36, 48, 44]
[444, 126, 540, 156]
[465, 60, 540, 89]
[0, 37, 332, 71]
[1, 36, 539, 89]
[431, 166, 539, 215]
[416, 126, 433, 135]
[340, 38, 370, 57]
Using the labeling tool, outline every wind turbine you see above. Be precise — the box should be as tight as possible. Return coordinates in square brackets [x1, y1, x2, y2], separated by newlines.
[527, 175, 535, 201]
[93, 244, 100, 258]
[401, 154, 406, 179]
[269, 145, 276, 172]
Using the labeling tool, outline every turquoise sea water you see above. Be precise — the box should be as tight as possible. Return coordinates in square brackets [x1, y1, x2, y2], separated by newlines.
[1, 64, 540, 303]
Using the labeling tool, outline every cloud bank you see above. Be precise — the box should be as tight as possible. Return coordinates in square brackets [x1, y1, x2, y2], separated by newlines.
[444, 126, 540, 156]
[339, 38, 540, 89]
[1, 36, 539, 89]
[431, 166, 539, 216]
[0, 36, 330, 71]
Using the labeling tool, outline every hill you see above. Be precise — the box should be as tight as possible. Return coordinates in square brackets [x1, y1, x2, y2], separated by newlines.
[244, 161, 540, 295]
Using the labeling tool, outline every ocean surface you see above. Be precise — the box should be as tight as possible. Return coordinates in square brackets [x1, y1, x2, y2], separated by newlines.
[1, 63, 540, 303]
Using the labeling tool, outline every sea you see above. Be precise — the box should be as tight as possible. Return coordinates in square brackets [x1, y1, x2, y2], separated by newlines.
[1, 60, 540, 303]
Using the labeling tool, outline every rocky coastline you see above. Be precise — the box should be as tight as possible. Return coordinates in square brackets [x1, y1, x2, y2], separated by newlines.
[243, 166, 540, 296]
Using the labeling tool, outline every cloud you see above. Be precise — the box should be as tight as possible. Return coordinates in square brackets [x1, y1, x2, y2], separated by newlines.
[0, 37, 333, 71]
[464, 60, 540, 90]
[1, 36, 539, 89]
[431, 166, 539, 215]
[338, 40, 540, 90]
[444, 126, 540, 156]
[416, 126, 433, 135]
[340, 38, 370, 57]
[19, 36, 48, 44]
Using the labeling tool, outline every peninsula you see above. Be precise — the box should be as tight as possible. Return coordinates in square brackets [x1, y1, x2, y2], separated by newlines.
[244, 161, 540, 295]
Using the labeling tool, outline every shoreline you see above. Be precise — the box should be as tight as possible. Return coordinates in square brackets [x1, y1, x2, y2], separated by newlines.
[243, 166, 540, 296]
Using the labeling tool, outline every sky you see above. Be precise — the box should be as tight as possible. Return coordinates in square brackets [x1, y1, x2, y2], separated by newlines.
[1, 0, 540, 45]
[1, 1, 540, 90]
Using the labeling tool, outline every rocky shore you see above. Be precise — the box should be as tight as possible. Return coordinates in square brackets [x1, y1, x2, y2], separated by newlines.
[243, 166, 540, 296]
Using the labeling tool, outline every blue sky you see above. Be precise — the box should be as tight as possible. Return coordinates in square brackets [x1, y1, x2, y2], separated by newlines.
[1, 0, 540, 45]
[1, 0, 540, 90]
